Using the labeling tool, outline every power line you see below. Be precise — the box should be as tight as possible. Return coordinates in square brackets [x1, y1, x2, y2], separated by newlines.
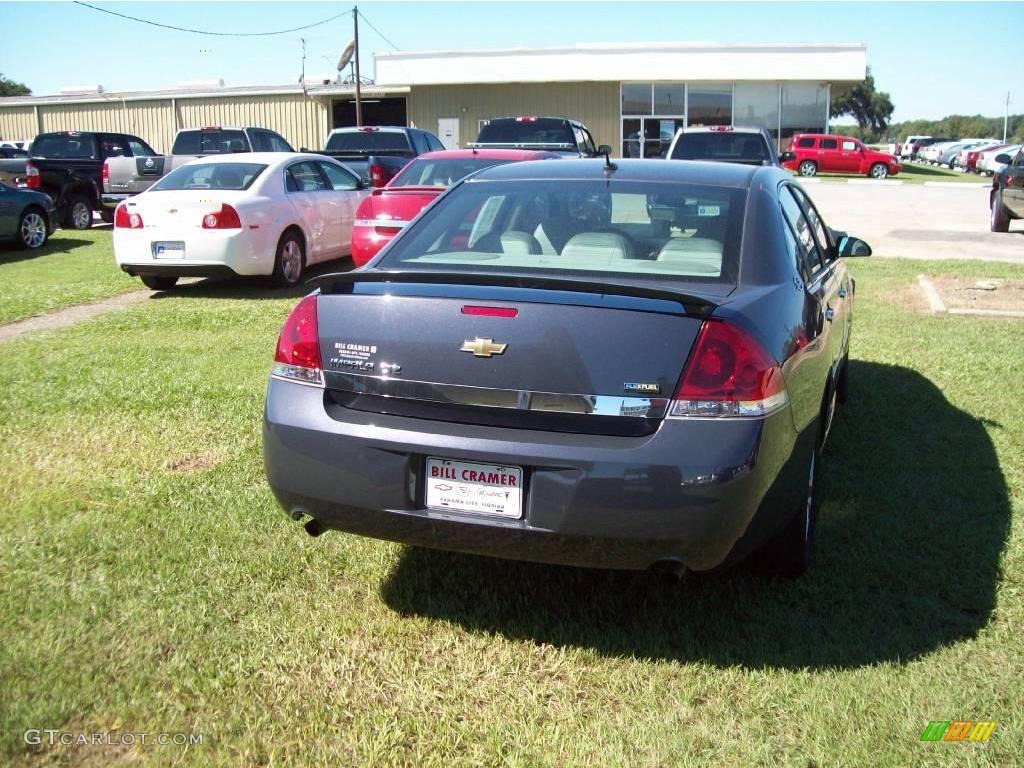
[72, 2, 351, 37]
[357, 9, 400, 51]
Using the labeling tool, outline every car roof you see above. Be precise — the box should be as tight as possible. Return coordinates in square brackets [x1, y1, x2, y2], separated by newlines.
[467, 158, 766, 188]
[177, 152, 325, 166]
[327, 126, 411, 134]
[680, 126, 767, 135]
[414, 148, 561, 161]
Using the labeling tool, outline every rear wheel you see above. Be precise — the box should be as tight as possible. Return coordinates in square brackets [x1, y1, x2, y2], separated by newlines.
[990, 193, 1010, 233]
[16, 207, 48, 249]
[835, 354, 850, 405]
[140, 275, 178, 291]
[798, 160, 818, 177]
[869, 163, 888, 179]
[64, 195, 93, 230]
[273, 230, 305, 287]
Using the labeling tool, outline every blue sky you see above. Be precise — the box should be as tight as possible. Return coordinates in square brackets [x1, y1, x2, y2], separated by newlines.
[0, 1, 1020, 123]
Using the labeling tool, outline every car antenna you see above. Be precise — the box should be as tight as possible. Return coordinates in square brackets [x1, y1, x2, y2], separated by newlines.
[602, 147, 617, 172]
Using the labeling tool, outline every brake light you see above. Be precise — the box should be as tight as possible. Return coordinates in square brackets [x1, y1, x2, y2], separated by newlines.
[669, 320, 787, 418]
[272, 294, 323, 387]
[25, 162, 40, 189]
[201, 125, 222, 130]
[369, 162, 387, 188]
[461, 305, 518, 318]
[114, 203, 143, 229]
[201, 203, 241, 229]
[359, 126, 380, 132]
[515, 116, 538, 122]
[101, 160, 109, 185]
[708, 126, 734, 132]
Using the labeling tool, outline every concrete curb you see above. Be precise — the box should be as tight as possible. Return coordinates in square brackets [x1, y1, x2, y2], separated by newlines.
[916, 275, 947, 315]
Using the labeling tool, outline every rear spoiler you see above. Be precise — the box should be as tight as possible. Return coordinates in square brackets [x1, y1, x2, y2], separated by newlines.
[311, 270, 718, 316]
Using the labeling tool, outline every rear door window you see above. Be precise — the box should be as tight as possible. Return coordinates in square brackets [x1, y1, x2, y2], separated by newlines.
[316, 161, 360, 190]
[820, 138, 838, 150]
[286, 161, 329, 192]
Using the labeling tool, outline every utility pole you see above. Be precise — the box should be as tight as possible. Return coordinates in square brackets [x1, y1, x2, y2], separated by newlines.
[353, 5, 362, 127]
[1004, 91, 1009, 143]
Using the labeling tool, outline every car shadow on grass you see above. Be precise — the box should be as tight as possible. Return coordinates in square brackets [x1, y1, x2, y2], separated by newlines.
[147, 260, 354, 301]
[380, 361, 1010, 669]
[0, 236, 96, 265]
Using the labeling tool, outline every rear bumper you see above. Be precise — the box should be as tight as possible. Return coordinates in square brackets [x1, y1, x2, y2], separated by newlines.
[262, 378, 810, 572]
[100, 193, 131, 210]
[113, 227, 274, 277]
[120, 263, 238, 278]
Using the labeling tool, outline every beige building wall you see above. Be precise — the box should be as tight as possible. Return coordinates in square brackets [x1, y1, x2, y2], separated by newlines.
[408, 82, 621, 153]
[0, 94, 329, 154]
[0, 107, 37, 143]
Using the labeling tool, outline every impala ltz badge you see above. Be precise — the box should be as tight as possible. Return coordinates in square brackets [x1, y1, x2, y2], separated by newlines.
[460, 338, 508, 358]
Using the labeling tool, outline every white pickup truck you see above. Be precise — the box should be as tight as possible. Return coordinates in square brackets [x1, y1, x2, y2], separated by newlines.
[101, 126, 294, 212]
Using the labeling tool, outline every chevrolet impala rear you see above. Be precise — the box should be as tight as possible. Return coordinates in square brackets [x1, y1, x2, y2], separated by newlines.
[264, 160, 863, 575]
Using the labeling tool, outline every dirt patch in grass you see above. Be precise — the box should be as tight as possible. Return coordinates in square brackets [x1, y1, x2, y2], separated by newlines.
[881, 281, 930, 313]
[166, 452, 222, 473]
[930, 276, 1024, 312]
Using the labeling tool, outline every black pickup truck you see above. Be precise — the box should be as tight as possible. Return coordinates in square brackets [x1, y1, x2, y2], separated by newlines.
[471, 116, 609, 157]
[308, 126, 444, 186]
[26, 131, 158, 228]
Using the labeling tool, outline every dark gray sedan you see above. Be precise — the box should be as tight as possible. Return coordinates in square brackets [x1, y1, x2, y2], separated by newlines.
[263, 159, 870, 576]
[0, 182, 57, 249]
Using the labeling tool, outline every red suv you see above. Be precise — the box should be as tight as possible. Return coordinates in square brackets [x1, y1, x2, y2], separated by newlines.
[782, 134, 901, 179]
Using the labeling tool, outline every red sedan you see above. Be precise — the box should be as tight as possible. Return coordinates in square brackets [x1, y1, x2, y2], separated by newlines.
[351, 149, 559, 266]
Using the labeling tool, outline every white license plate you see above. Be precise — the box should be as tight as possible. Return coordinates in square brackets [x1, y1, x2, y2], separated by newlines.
[425, 457, 523, 519]
[152, 241, 185, 258]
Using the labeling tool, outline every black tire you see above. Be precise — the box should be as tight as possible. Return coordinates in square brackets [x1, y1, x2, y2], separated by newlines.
[272, 230, 305, 287]
[16, 206, 49, 250]
[100, 210, 114, 225]
[798, 160, 818, 177]
[63, 194, 93, 230]
[770, 444, 819, 577]
[140, 275, 178, 291]
[835, 354, 850, 405]
[990, 193, 1010, 233]
[869, 163, 888, 180]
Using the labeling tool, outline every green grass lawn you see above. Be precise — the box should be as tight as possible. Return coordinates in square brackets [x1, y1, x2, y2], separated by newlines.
[0, 228, 138, 325]
[802, 163, 991, 185]
[1, 258, 1022, 766]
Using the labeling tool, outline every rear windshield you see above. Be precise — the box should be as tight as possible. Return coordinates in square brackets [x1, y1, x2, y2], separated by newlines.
[476, 119, 575, 148]
[325, 131, 411, 152]
[150, 162, 267, 191]
[31, 134, 95, 159]
[172, 130, 250, 154]
[390, 157, 516, 187]
[670, 132, 770, 165]
[377, 179, 745, 282]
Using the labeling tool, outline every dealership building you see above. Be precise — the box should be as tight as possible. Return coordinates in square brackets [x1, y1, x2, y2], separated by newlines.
[0, 42, 866, 156]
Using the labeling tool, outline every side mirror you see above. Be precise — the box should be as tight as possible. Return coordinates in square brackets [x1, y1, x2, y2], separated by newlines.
[995, 154, 1012, 165]
[597, 144, 613, 156]
[779, 151, 796, 163]
[838, 235, 872, 258]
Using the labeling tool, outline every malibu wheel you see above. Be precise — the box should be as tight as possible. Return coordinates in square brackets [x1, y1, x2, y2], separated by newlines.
[273, 231, 305, 287]
[798, 160, 818, 177]
[16, 208, 48, 249]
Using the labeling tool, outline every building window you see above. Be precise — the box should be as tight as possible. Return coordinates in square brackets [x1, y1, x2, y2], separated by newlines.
[687, 84, 733, 127]
[733, 83, 780, 138]
[781, 83, 828, 141]
[621, 83, 684, 158]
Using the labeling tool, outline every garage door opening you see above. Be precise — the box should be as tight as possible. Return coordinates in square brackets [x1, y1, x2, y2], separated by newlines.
[332, 97, 408, 128]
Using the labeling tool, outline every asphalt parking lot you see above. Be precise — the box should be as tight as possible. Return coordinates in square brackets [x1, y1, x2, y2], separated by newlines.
[807, 182, 1024, 263]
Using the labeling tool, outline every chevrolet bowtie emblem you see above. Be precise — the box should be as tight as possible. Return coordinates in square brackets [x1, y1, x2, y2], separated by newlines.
[460, 337, 507, 358]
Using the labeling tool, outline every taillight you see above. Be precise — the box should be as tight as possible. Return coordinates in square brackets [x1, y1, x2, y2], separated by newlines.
[669, 320, 787, 418]
[114, 203, 143, 229]
[101, 160, 109, 185]
[26, 162, 40, 189]
[369, 163, 386, 188]
[201, 203, 241, 229]
[272, 294, 323, 387]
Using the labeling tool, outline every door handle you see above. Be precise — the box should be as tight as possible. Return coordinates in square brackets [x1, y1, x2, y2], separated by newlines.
[838, 287, 847, 298]
[825, 307, 835, 323]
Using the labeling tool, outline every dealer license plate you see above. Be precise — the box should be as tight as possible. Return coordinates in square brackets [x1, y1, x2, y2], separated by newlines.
[152, 241, 185, 258]
[425, 457, 523, 519]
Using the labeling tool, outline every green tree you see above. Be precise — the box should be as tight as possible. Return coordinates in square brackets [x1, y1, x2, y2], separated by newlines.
[0, 73, 31, 97]
[830, 68, 894, 136]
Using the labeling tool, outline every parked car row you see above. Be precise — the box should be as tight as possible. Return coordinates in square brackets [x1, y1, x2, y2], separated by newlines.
[898, 134, 1019, 175]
